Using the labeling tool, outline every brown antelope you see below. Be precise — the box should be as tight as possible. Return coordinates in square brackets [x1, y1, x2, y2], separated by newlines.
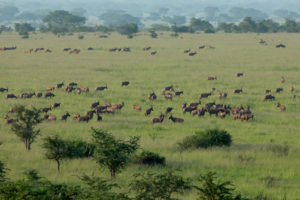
[73, 113, 80, 120]
[148, 92, 157, 100]
[152, 114, 164, 123]
[290, 86, 294, 92]
[281, 76, 285, 83]
[46, 87, 55, 91]
[277, 103, 286, 111]
[163, 91, 173, 100]
[208, 76, 217, 80]
[133, 105, 142, 111]
[218, 93, 227, 99]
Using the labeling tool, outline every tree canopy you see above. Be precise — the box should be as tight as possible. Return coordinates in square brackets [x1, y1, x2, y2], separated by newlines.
[43, 10, 86, 34]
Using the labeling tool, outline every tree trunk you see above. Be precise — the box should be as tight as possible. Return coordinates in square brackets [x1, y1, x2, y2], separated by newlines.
[56, 160, 60, 172]
[110, 169, 115, 179]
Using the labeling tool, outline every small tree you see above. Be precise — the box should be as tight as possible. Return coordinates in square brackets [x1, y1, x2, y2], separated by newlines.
[117, 23, 138, 36]
[194, 172, 247, 200]
[149, 29, 158, 38]
[91, 128, 139, 179]
[10, 105, 42, 151]
[130, 170, 191, 200]
[42, 135, 67, 172]
[14, 23, 35, 36]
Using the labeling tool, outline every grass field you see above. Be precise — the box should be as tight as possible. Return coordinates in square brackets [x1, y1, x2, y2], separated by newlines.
[0, 32, 300, 199]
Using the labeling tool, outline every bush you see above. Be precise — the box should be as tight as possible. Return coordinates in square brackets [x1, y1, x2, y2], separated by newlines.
[195, 172, 248, 200]
[99, 35, 108, 38]
[149, 30, 158, 38]
[170, 32, 179, 38]
[65, 140, 95, 158]
[135, 150, 165, 166]
[178, 129, 232, 150]
[22, 33, 29, 39]
[78, 35, 84, 39]
[204, 28, 216, 33]
[127, 34, 134, 39]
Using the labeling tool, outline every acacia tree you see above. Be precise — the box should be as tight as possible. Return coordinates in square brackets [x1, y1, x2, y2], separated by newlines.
[42, 135, 67, 172]
[43, 10, 86, 34]
[91, 128, 139, 179]
[10, 105, 42, 151]
[130, 170, 191, 200]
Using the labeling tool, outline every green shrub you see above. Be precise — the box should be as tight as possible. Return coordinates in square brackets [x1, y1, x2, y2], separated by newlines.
[78, 35, 84, 39]
[135, 150, 165, 166]
[127, 34, 134, 39]
[65, 140, 95, 158]
[99, 35, 108, 38]
[204, 28, 216, 33]
[22, 33, 29, 39]
[178, 129, 232, 150]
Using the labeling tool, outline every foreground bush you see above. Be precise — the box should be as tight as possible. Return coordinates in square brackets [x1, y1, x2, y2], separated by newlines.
[194, 172, 249, 200]
[135, 150, 166, 166]
[178, 129, 232, 150]
[130, 170, 191, 200]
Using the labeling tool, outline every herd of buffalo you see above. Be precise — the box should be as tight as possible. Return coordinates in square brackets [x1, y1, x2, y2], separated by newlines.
[1, 72, 295, 125]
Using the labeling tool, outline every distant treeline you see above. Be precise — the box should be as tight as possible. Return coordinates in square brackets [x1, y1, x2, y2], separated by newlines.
[2, 10, 300, 37]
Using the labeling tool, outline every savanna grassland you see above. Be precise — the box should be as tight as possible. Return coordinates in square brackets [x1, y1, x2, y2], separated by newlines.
[0, 32, 300, 199]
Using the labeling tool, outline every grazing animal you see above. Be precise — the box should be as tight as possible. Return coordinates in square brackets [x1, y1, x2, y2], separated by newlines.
[88, 47, 94, 50]
[164, 85, 174, 92]
[151, 51, 157, 55]
[0, 87, 8, 92]
[190, 101, 201, 107]
[111, 102, 124, 110]
[184, 49, 190, 53]
[198, 45, 205, 49]
[148, 92, 157, 101]
[47, 115, 56, 121]
[45, 49, 52, 53]
[20, 92, 35, 99]
[183, 106, 197, 113]
[144, 107, 153, 116]
[143, 47, 151, 51]
[219, 112, 227, 119]
[5, 115, 18, 124]
[77, 87, 89, 94]
[60, 112, 70, 120]
[276, 88, 283, 93]
[169, 115, 184, 123]
[95, 85, 108, 91]
[78, 115, 90, 122]
[236, 73, 243, 77]
[44, 92, 55, 98]
[276, 44, 286, 48]
[163, 91, 173, 100]
[152, 114, 164, 123]
[293, 94, 296, 99]
[277, 103, 286, 111]
[41, 107, 52, 113]
[189, 52, 197, 56]
[265, 89, 271, 94]
[68, 82, 78, 87]
[281, 76, 285, 83]
[200, 93, 211, 99]
[63, 48, 71, 51]
[91, 101, 100, 109]
[121, 81, 130, 86]
[240, 114, 254, 121]
[65, 86, 75, 93]
[6, 94, 17, 99]
[73, 113, 80, 120]
[97, 114, 103, 121]
[24, 49, 33, 54]
[181, 103, 187, 109]
[264, 95, 275, 101]
[233, 89, 243, 94]
[8, 107, 15, 114]
[52, 103, 61, 109]
[133, 105, 142, 111]
[208, 76, 217, 80]
[56, 82, 64, 88]
[175, 91, 183, 96]
[165, 107, 173, 114]
[290, 86, 294, 92]
[123, 47, 130, 52]
[218, 93, 227, 99]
